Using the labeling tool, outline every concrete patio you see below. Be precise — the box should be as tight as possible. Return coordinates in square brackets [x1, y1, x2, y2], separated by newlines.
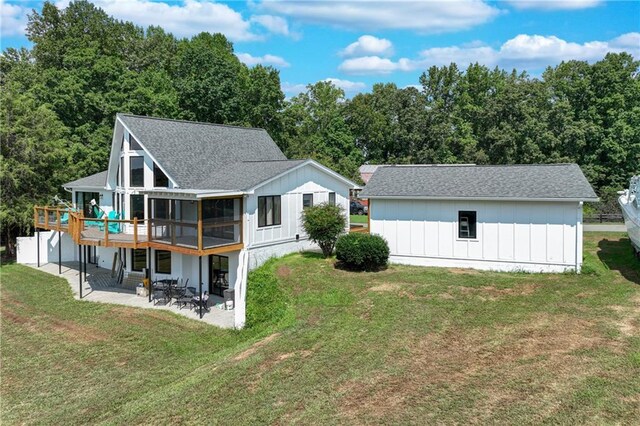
[26, 262, 235, 328]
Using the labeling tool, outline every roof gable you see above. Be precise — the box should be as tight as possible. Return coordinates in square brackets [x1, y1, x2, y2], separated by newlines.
[359, 164, 599, 201]
[118, 114, 287, 189]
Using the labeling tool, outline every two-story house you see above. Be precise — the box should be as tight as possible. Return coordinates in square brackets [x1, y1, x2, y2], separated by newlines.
[28, 114, 356, 328]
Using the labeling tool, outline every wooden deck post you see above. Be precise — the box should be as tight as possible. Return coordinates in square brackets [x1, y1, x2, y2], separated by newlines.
[197, 200, 203, 252]
[44, 207, 49, 228]
[104, 216, 109, 246]
[56, 209, 61, 230]
[33, 206, 38, 228]
[133, 217, 138, 249]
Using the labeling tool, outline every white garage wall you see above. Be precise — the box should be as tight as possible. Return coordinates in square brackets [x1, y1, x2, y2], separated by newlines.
[370, 199, 582, 272]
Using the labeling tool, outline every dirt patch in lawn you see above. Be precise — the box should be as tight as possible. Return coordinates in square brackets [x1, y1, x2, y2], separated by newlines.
[338, 313, 617, 422]
[455, 283, 538, 299]
[369, 283, 401, 292]
[609, 294, 640, 337]
[276, 266, 292, 278]
[448, 268, 481, 275]
[234, 332, 281, 361]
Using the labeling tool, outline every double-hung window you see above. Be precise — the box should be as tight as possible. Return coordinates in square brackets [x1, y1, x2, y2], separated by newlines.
[302, 193, 313, 210]
[328, 192, 336, 206]
[258, 196, 281, 227]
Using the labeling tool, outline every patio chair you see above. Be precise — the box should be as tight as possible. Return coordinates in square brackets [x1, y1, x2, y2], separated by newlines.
[60, 212, 69, 225]
[191, 292, 210, 313]
[152, 286, 169, 305]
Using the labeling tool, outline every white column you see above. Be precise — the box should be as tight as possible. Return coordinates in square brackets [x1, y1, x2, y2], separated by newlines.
[234, 249, 249, 329]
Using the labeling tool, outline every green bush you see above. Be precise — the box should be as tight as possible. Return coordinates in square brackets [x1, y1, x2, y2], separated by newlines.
[301, 203, 347, 257]
[335, 233, 390, 271]
[245, 258, 291, 328]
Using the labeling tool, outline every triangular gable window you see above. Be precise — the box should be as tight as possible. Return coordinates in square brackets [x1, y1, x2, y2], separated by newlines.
[130, 134, 142, 150]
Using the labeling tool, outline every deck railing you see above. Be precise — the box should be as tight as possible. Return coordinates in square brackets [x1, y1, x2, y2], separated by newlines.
[34, 205, 243, 253]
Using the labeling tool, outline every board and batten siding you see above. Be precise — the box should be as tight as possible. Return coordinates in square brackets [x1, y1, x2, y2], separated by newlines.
[370, 199, 583, 273]
[246, 163, 351, 249]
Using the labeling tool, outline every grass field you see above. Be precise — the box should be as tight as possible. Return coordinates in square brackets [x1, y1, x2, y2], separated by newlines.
[350, 214, 368, 224]
[2, 233, 639, 424]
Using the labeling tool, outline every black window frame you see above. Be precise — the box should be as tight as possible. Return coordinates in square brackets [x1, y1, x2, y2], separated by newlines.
[155, 250, 171, 274]
[131, 248, 146, 272]
[458, 211, 477, 239]
[153, 163, 169, 188]
[130, 194, 145, 220]
[303, 193, 313, 210]
[258, 195, 281, 228]
[119, 157, 125, 187]
[328, 192, 336, 206]
[129, 156, 144, 187]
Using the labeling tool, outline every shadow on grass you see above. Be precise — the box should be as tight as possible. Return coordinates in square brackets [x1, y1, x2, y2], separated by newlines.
[597, 237, 640, 285]
[300, 251, 326, 260]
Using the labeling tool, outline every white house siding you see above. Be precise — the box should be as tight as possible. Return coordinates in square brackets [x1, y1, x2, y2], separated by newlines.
[246, 163, 351, 261]
[370, 199, 582, 273]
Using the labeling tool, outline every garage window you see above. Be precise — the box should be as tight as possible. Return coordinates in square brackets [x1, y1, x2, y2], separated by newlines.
[303, 193, 313, 210]
[458, 211, 477, 239]
[328, 192, 336, 206]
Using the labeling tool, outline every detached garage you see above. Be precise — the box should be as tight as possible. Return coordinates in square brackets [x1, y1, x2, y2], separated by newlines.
[358, 164, 599, 273]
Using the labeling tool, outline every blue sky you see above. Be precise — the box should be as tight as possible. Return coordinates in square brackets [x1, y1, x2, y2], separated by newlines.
[1, 0, 639, 97]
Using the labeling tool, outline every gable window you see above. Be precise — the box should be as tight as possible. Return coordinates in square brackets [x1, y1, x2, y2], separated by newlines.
[130, 195, 145, 220]
[303, 193, 313, 210]
[258, 195, 281, 227]
[130, 134, 142, 151]
[328, 192, 336, 206]
[119, 157, 125, 186]
[458, 211, 477, 239]
[155, 250, 171, 274]
[131, 249, 146, 272]
[154, 163, 169, 187]
[130, 156, 144, 187]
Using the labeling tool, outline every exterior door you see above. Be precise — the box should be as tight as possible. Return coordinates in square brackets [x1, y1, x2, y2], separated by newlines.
[209, 254, 229, 297]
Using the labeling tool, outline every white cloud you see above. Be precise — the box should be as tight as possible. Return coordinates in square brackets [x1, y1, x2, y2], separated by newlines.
[260, 0, 500, 33]
[250, 14, 290, 36]
[324, 78, 366, 93]
[338, 33, 640, 74]
[506, 0, 602, 10]
[0, 0, 28, 36]
[236, 52, 290, 67]
[55, 0, 260, 41]
[338, 56, 414, 75]
[340, 35, 394, 58]
[281, 82, 308, 97]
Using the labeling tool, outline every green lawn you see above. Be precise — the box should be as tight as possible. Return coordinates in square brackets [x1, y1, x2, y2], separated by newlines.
[2, 233, 640, 424]
[350, 214, 368, 224]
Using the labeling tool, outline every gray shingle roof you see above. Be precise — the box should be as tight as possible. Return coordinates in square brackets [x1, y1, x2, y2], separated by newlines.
[191, 159, 306, 191]
[119, 114, 287, 190]
[63, 170, 108, 188]
[359, 164, 599, 201]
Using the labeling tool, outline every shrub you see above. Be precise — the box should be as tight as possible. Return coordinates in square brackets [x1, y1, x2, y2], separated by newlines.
[301, 203, 347, 257]
[335, 233, 390, 271]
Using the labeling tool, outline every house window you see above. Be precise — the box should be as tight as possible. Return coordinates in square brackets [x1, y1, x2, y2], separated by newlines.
[130, 195, 145, 220]
[303, 193, 313, 210]
[458, 211, 477, 239]
[130, 157, 144, 187]
[119, 157, 125, 187]
[130, 134, 142, 150]
[155, 250, 171, 274]
[131, 248, 146, 271]
[328, 192, 336, 206]
[154, 163, 168, 187]
[258, 196, 281, 227]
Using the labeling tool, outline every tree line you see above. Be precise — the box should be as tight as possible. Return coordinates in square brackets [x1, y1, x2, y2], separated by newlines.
[1, 0, 638, 254]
